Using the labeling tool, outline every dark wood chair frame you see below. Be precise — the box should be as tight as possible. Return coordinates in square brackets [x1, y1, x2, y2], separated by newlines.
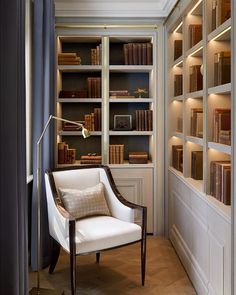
[46, 165, 147, 295]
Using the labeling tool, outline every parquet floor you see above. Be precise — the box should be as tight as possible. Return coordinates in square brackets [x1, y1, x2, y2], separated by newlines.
[29, 236, 197, 294]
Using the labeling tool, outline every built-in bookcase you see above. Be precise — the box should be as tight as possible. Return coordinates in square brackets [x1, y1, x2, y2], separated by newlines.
[166, 0, 232, 293]
[167, 0, 231, 210]
[55, 26, 163, 233]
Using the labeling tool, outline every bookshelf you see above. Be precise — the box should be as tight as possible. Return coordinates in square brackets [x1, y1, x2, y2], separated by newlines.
[165, 0, 232, 294]
[55, 27, 163, 233]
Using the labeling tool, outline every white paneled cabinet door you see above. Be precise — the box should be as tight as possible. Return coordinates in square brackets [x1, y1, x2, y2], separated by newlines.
[111, 168, 153, 233]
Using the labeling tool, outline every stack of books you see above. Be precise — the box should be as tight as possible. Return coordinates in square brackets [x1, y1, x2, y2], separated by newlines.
[174, 40, 183, 60]
[58, 53, 81, 65]
[174, 74, 183, 96]
[212, 0, 231, 31]
[214, 51, 231, 86]
[189, 24, 202, 48]
[80, 155, 102, 164]
[128, 152, 148, 164]
[58, 142, 76, 164]
[91, 44, 102, 65]
[189, 65, 203, 92]
[84, 108, 102, 131]
[191, 151, 203, 180]
[87, 77, 101, 98]
[123, 42, 152, 65]
[109, 145, 124, 164]
[210, 161, 231, 205]
[213, 108, 231, 145]
[190, 108, 203, 138]
[109, 90, 135, 99]
[59, 90, 87, 98]
[135, 110, 153, 131]
[172, 145, 183, 172]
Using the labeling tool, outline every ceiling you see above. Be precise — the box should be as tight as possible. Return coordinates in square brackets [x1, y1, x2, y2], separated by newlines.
[54, 0, 177, 18]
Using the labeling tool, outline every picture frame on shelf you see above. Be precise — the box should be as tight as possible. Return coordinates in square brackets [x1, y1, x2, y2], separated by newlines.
[113, 115, 132, 131]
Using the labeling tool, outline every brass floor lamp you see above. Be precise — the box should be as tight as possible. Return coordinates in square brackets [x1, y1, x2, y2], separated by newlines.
[30, 115, 90, 295]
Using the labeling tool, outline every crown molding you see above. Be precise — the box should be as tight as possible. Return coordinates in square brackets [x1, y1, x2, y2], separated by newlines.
[54, 0, 177, 18]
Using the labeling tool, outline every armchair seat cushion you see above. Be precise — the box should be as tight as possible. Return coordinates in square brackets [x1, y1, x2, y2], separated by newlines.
[66, 216, 142, 254]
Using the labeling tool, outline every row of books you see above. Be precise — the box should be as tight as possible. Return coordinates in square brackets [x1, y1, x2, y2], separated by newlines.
[189, 24, 202, 48]
[174, 40, 183, 61]
[189, 64, 203, 92]
[87, 77, 101, 98]
[84, 108, 102, 131]
[135, 110, 153, 131]
[58, 53, 81, 65]
[214, 51, 231, 86]
[58, 142, 76, 164]
[109, 145, 124, 164]
[210, 160, 231, 205]
[191, 108, 203, 138]
[80, 155, 102, 164]
[123, 43, 153, 65]
[91, 44, 102, 65]
[174, 74, 183, 96]
[212, 0, 231, 31]
[213, 108, 231, 145]
[109, 90, 135, 99]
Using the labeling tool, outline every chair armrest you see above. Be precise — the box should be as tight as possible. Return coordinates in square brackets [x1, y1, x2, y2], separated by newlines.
[45, 173, 76, 252]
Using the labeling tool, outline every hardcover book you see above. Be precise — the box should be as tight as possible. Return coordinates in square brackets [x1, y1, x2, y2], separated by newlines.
[174, 40, 183, 61]
[172, 145, 183, 172]
[129, 152, 148, 164]
[191, 151, 203, 180]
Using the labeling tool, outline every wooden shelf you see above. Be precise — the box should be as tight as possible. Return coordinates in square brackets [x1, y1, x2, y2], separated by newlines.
[58, 98, 102, 103]
[58, 65, 102, 72]
[208, 142, 231, 155]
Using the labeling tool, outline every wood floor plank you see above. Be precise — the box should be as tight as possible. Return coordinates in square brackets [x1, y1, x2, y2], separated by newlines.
[29, 236, 196, 294]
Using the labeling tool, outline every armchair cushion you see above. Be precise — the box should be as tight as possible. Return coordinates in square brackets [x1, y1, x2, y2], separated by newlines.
[59, 182, 111, 220]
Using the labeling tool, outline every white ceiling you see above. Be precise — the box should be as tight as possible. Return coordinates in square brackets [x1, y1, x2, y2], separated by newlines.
[54, 0, 177, 18]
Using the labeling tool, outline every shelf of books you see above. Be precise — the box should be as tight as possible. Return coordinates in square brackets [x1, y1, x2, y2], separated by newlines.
[55, 31, 157, 168]
[167, 0, 231, 216]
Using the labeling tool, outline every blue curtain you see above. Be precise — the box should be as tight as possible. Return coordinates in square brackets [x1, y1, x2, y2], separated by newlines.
[31, 0, 55, 270]
[0, 0, 28, 294]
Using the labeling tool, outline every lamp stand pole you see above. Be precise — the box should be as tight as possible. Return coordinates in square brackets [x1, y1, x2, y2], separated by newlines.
[30, 115, 89, 295]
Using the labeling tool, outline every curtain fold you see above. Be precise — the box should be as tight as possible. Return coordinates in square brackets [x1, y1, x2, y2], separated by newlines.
[31, 0, 55, 270]
[0, 0, 28, 294]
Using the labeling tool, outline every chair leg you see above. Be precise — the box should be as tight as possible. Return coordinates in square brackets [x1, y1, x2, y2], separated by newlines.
[96, 252, 100, 263]
[69, 220, 76, 295]
[141, 238, 147, 286]
[49, 239, 61, 274]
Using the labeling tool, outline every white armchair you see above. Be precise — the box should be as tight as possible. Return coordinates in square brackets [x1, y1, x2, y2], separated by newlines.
[45, 165, 147, 295]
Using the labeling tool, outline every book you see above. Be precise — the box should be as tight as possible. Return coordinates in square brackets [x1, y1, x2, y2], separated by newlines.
[213, 108, 231, 144]
[58, 142, 66, 164]
[59, 90, 87, 98]
[174, 74, 183, 96]
[189, 24, 202, 48]
[189, 65, 203, 92]
[214, 51, 231, 86]
[129, 152, 148, 164]
[212, 0, 231, 31]
[109, 145, 124, 164]
[190, 108, 203, 137]
[174, 40, 183, 60]
[191, 151, 203, 180]
[172, 145, 183, 172]
[210, 161, 231, 205]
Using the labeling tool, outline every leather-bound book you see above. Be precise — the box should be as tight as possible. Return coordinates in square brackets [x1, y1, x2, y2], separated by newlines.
[129, 152, 148, 164]
[191, 151, 203, 180]
[174, 40, 182, 60]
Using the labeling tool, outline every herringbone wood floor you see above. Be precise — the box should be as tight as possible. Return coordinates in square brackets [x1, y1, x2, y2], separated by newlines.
[29, 236, 197, 294]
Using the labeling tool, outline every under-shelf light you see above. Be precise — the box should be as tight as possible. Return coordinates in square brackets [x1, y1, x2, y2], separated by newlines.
[211, 26, 231, 42]
[188, 0, 203, 15]
[174, 60, 183, 68]
[188, 46, 203, 57]
[174, 21, 183, 33]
